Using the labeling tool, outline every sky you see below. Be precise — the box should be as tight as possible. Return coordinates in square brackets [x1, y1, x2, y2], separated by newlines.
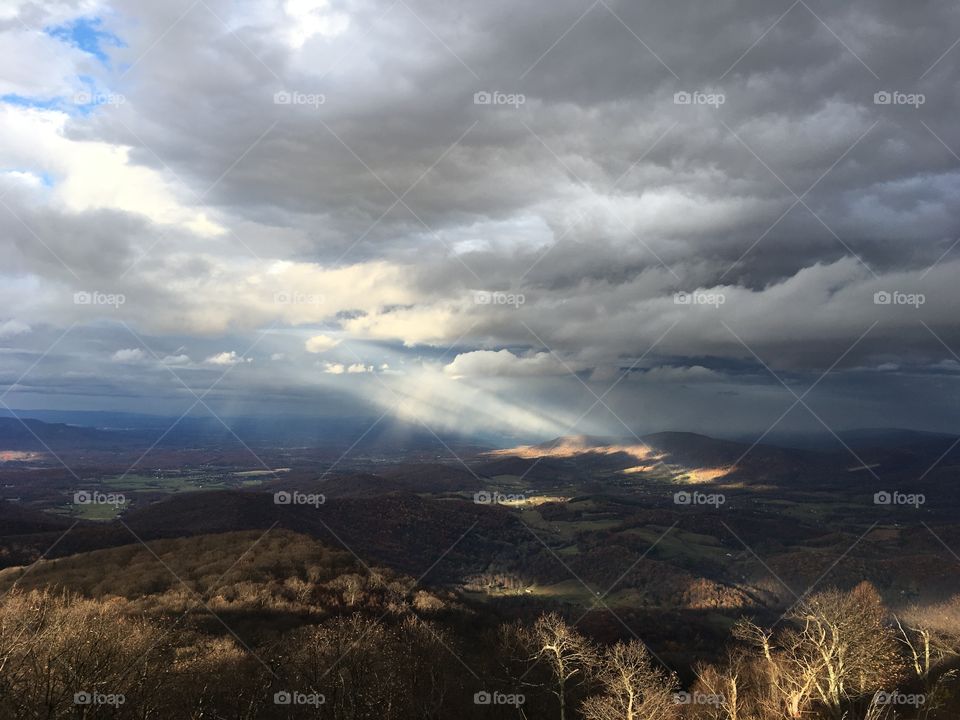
[1, 0, 959, 442]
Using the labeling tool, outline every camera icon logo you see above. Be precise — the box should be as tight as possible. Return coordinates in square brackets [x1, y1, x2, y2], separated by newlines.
[273, 491, 292, 505]
[73, 490, 92, 505]
[474, 691, 492, 704]
[674, 91, 692, 105]
[874, 491, 892, 505]
[74, 692, 92, 705]
[473, 290, 492, 304]
[874, 91, 892, 105]
[73, 291, 92, 305]
[874, 291, 891, 305]
[473, 490, 492, 505]
[473, 91, 492, 105]
[274, 691, 292, 705]
[673, 491, 691, 505]
[274, 91, 292, 105]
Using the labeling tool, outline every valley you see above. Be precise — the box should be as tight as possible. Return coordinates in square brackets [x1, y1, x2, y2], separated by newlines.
[2, 418, 959, 718]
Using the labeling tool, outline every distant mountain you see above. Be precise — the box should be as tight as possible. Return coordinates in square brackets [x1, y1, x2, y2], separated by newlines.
[0, 409, 178, 431]
[837, 428, 959, 449]
[0, 412, 487, 453]
[479, 429, 960, 494]
[730, 427, 958, 452]
[479, 431, 837, 485]
[0, 417, 136, 450]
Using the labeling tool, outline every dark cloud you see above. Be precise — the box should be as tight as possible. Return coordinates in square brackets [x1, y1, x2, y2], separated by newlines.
[1, 0, 959, 436]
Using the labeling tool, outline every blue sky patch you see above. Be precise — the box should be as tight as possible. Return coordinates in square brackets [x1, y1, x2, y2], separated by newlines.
[0, 169, 55, 188]
[0, 94, 62, 110]
[46, 17, 125, 65]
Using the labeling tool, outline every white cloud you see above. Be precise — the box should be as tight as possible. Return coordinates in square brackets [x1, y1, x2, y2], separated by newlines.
[932, 359, 960, 373]
[342, 304, 463, 346]
[322, 362, 345, 374]
[305, 334, 340, 353]
[1, 1, 104, 26]
[205, 351, 250, 366]
[283, 0, 350, 47]
[444, 350, 569, 378]
[638, 365, 720, 383]
[161, 353, 191, 365]
[112, 348, 146, 363]
[0, 105, 226, 236]
[0, 319, 30, 339]
[0, 30, 85, 98]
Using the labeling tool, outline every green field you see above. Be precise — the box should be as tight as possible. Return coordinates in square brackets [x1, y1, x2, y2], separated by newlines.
[99, 470, 270, 494]
[46, 471, 271, 521]
[100, 473, 225, 492]
[621, 526, 729, 563]
[53, 501, 126, 521]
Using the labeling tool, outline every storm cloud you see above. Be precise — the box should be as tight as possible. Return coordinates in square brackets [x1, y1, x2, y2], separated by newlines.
[1, 0, 959, 438]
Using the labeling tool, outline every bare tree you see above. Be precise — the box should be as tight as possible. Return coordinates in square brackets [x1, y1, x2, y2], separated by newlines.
[894, 616, 935, 682]
[691, 650, 758, 720]
[735, 583, 904, 719]
[0, 589, 169, 719]
[897, 595, 960, 681]
[581, 639, 679, 720]
[514, 613, 599, 720]
[276, 613, 457, 720]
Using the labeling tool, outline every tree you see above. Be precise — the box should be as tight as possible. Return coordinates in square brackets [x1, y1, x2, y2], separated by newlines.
[581, 639, 679, 720]
[690, 650, 758, 720]
[735, 583, 904, 719]
[896, 594, 960, 681]
[0, 589, 169, 719]
[514, 613, 599, 720]
[276, 614, 457, 720]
